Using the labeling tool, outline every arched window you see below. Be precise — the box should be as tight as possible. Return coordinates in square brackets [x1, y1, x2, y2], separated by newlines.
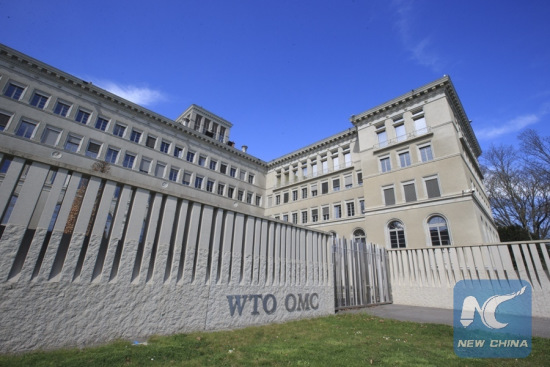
[428, 215, 450, 246]
[353, 229, 366, 245]
[388, 220, 406, 248]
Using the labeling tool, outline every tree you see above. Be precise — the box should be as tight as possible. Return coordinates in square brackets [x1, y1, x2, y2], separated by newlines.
[482, 130, 550, 241]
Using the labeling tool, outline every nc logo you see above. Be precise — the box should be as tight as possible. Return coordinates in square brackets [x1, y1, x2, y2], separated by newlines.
[459, 286, 527, 329]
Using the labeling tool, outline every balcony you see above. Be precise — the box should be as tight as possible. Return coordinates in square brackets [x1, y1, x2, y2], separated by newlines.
[373, 127, 432, 151]
[273, 162, 354, 190]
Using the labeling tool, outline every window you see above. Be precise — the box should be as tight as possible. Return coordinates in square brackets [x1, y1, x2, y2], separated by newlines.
[186, 151, 195, 162]
[344, 151, 351, 167]
[146, 135, 156, 148]
[425, 177, 441, 198]
[239, 170, 246, 180]
[155, 162, 166, 178]
[321, 160, 328, 174]
[353, 229, 366, 245]
[15, 120, 37, 139]
[220, 163, 227, 174]
[311, 183, 318, 197]
[383, 186, 396, 206]
[169, 168, 179, 181]
[399, 151, 411, 167]
[359, 199, 365, 214]
[346, 201, 355, 217]
[302, 165, 307, 177]
[247, 192, 253, 204]
[209, 159, 217, 171]
[217, 183, 225, 195]
[428, 216, 451, 246]
[403, 182, 417, 202]
[301, 211, 308, 224]
[413, 110, 427, 134]
[0, 157, 12, 174]
[41, 126, 61, 146]
[344, 175, 353, 189]
[283, 215, 289, 222]
[227, 186, 234, 198]
[292, 190, 298, 201]
[388, 221, 406, 248]
[30, 92, 48, 109]
[160, 140, 170, 153]
[194, 176, 203, 189]
[130, 129, 142, 143]
[174, 146, 183, 158]
[395, 124, 406, 142]
[75, 109, 90, 124]
[113, 123, 126, 137]
[85, 141, 101, 158]
[380, 157, 391, 172]
[332, 178, 340, 191]
[230, 167, 236, 177]
[198, 155, 206, 166]
[275, 195, 280, 205]
[292, 213, 298, 224]
[4, 83, 25, 100]
[332, 155, 339, 170]
[238, 190, 244, 201]
[322, 206, 330, 220]
[334, 204, 342, 219]
[0, 112, 11, 131]
[419, 145, 433, 162]
[206, 180, 215, 192]
[54, 101, 71, 117]
[321, 181, 329, 194]
[248, 174, 254, 184]
[64, 134, 82, 153]
[312, 209, 319, 222]
[283, 192, 289, 203]
[311, 162, 318, 177]
[182, 171, 191, 186]
[123, 153, 136, 168]
[140, 158, 151, 173]
[301, 187, 307, 199]
[105, 147, 119, 164]
[377, 128, 387, 147]
[95, 117, 108, 131]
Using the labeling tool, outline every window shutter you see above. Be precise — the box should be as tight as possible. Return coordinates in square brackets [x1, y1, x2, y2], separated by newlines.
[426, 178, 441, 198]
[404, 183, 417, 202]
[384, 187, 395, 206]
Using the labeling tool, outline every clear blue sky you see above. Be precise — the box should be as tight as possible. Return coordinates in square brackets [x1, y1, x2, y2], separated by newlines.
[1, 0, 549, 161]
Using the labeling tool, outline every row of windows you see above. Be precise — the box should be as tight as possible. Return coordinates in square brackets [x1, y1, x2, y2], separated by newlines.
[379, 143, 433, 173]
[273, 198, 365, 224]
[386, 215, 451, 248]
[382, 176, 441, 206]
[276, 149, 353, 185]
[271, 171, 363, 207]
[0, 114, 262, 206]
[2, 80, 255, 184]
[375, 109, 428, 148]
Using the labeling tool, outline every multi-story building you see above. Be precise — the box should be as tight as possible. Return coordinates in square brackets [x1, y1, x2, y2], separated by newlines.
[0, 43, 498, 250]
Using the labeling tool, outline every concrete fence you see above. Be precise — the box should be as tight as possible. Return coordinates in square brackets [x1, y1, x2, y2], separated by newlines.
[388, 242, 550, 318]
[0, 158, 333, 353]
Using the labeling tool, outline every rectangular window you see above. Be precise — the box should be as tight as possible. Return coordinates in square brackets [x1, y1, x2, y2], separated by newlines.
[322, 206, 330, 220]
[425, 177, 441, 198]
[344, 151, 351, 167]
[130, 129, 142, 143]
[292, 190, 298, 201]
[359, 199, 365, 213]
[346, 202, 355, 217]
[413, 111, 427, 134]
[54, 101, 71, 117]
[312, 209, 319, 222]
[16, 120, 37, 139]
[30, 92, 48, 109]
[399, 151, 411, 167]
[220, 163, 227, 174]
[248, 174, 254, 184]
[41, 126, 61, 146]
[113, 123, 126, 137]
[403, 182, 417, 202]
[195, 176, 203, 189]
[86, 141, 101, 158]
[321, 160, 328, 174]
[146, 135, 156, 148]
[230, 167, 236, 177]
[283, 192, 289, 203]
[380, 157, 391, 172]
[238, 190, 244, 201]
[186, 151, 195, 162]
[95, 117, 109, 131]
[169, 168, 179, 181]
[302, 165, 307, 177]
[332, 155, 339, 170]
[239, 170, 246, 180]
[247, 192, 253, 204]
[75, 109, 90, 124]
[275, 195, 281, 205]
[301, 187, 307, 199]
[301, 211, 308, 224]
[227, 186, 234, 198]
[283, 215, 289, 222]
[311, 162, 318, 177]
[357, 171, 363, 186]
[198, 156, 206, 166]
[217, 183, 225, 195]
[64, 134, 82, 153]
[174, 146, 183, 158]
[292, 213, 298, 224]
[334, 204, 342, 219]
[140, 158, 151, 173]
[420, 145, 433, 162]
[206, 180, 215, 192]
[123, 153, 136, 168]
[344, 175, 353, 189]
[395, 124, 406, 142]
[160, 140, 170, 153]
[311, 183, 318, 197]
[182, 172, 191, 186]
[4, 83, 25, 100]
[0, 112, 11, 131]
[383, 186, 396, 206]
[256, 196, 261, 206]
[321, 181, 329, 194]
[209, 159, 217, 171]
[333, 178, 340, 191]
[155, 162, 166, 178]
[105, 147, 119, 164]
[377, 129, 387, 147]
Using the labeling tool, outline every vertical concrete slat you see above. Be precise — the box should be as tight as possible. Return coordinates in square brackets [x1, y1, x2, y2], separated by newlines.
[181, 202, 202, 284]
[497, 244, 518, 280]
[520, 243, 541, 291]
[0, 157, 25, 217]
[151, 195, 177, 284]
[207, 207, 223, 285]
[168, 199, 189, 284]
[230, 213, 244, 284]
[528, 243, 550, 288]
[258, 219, 268, 285]
[193, 204, 213, 285]
[217, 210, 234, 285]
[136, 193, 163, 283]
[241, 216, 254, 285]
[252, 217, 262, 285]
[265, 221, 275, 286]
[448, 248, 463, 284]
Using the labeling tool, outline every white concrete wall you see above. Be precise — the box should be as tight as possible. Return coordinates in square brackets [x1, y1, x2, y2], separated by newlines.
[0, 161, 333, 353]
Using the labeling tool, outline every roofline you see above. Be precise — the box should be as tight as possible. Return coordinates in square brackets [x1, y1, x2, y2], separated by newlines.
[177, 104, 234, 128]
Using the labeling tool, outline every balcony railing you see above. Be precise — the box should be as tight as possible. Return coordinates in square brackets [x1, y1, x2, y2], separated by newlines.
[273, 162, 353, 189]
[374, 127, 432, 150]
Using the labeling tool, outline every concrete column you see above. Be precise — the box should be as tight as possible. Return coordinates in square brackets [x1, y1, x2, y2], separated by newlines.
[230, 213, 244, 284]
[136, 193, 164, 283]
[181, 202, 202, 284]
[169, 199, 189, 285]
[151, 195, 178, 284]
[218, 210, 234, 285]
[258, 219, 268, 285]
[252, 218, 262, 285]
[193, 204, 214, 284]
[206, 208, 224, 284]
[241, 216, 254, 285]
[265, 221, 275, 285]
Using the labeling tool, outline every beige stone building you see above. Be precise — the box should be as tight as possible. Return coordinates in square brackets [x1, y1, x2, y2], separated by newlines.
[0, 43, 497, 251]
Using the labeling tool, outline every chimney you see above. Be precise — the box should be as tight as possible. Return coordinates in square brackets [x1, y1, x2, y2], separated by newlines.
[241, 145, 248, 153]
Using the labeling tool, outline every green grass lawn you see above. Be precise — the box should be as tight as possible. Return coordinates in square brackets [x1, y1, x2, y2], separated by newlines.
[1, 313, 548, 366]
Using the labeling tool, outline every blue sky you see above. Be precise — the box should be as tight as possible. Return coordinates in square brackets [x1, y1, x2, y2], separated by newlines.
[1, 0, 549, 161]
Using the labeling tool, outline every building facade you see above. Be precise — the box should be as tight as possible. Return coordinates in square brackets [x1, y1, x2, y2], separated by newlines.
[0, 43, 498, 251]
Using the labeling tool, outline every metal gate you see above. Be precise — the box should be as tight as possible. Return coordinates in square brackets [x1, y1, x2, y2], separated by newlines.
[332, 239, 392, 311]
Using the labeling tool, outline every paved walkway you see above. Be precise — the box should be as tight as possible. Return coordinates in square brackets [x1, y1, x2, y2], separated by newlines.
[340, 304, 550, 338]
